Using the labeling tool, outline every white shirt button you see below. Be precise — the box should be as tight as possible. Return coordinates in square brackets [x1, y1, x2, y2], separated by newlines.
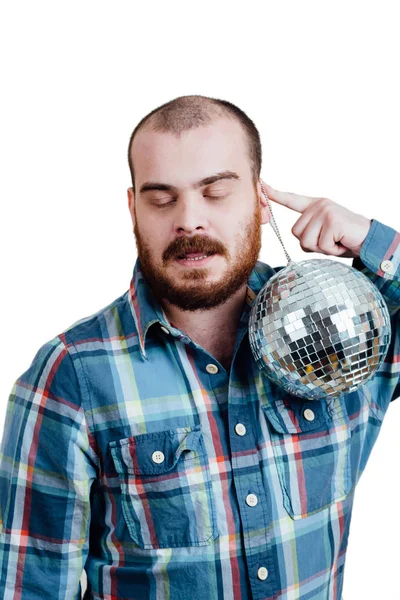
[257, 566, 269, 580]
[380, 259, 394, 274]
[151, 451, 165, 464]
[160, 326, 170, 335]
[303, 408, 315, 421]
[235, 423, 247, 436]
[246, 493, 258, 507]
[206, 364, 219, 374]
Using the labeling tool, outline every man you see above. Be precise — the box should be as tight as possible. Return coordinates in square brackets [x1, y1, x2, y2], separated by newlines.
[0, 94, 398, 600]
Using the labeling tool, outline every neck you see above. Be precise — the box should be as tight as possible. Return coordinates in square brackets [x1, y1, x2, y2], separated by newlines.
[160, 284, 248, 346]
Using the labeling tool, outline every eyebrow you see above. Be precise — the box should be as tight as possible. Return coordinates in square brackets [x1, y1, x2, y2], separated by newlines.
[139, 170, 240, 194]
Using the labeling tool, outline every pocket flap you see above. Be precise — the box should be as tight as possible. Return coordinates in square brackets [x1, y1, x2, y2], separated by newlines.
[109, 425, 203, 476]
[261, 392, 348, 435]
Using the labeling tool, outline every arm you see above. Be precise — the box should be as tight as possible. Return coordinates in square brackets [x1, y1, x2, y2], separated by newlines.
[352, 218, 400, 315]
[0, 336, 100, 599]
[351, 219, 400, 404]
[260, 181, 400, 405]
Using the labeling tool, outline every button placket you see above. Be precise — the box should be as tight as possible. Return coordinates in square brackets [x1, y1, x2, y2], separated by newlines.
[237, 470, 276, 595]
[228, 382, 277, 597]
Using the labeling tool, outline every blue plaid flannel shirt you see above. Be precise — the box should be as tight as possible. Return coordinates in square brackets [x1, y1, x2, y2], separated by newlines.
[1, 218, 399, 600]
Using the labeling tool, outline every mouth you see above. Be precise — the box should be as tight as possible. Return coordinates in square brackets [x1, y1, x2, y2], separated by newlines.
[175, 252, 217, 267]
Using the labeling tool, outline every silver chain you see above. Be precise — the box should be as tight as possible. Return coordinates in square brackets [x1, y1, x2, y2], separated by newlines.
[260, 180, 293, 265]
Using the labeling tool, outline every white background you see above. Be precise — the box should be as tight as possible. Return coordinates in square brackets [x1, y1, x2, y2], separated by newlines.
[1, 2, 399, 598]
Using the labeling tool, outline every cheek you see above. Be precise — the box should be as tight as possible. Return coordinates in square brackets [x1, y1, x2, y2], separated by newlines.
[148, 232, 169, 258]
[136, 212, 165, 246]
[225, 214, 250, 239]
[144, 234, 163, 255]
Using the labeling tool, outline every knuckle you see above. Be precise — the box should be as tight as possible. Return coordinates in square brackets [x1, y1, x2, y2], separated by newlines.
[317, 197, 331, 211]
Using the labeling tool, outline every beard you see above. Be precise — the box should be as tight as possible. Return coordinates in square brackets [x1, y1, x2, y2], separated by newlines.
[133, 196, 262, 312]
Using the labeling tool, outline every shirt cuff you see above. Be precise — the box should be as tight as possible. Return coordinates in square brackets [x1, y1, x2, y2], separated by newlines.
[352, 219, 400, 281]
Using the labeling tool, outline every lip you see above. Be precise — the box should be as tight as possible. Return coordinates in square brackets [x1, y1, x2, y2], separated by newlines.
[175, 253, 216, 267]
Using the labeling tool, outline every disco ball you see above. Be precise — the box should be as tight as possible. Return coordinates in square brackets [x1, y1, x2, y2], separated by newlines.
[248, 259, 392, 400]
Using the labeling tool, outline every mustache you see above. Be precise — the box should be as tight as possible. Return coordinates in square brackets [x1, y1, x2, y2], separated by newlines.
[163, 235, 226, 261]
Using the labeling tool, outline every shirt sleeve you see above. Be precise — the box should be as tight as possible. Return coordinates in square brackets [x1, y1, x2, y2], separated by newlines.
[352, 218, 400, 404]
[352, 218, 400, 315]
[0, 335, 100, 599]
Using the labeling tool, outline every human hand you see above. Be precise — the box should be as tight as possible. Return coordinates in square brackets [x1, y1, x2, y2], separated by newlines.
[260, 178, 372, 259]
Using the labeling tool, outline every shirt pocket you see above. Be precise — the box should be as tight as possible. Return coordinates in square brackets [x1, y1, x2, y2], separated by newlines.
[262, 393, 352, 519]
[108, 424, 218, 549]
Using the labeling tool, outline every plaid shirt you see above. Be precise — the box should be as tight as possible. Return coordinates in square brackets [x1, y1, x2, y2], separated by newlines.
[1, 218, 399, 600]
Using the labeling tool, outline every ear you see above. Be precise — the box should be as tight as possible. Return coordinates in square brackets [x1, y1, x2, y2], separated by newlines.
[257, 178, 272, 225]
[127, 187, 135, 231]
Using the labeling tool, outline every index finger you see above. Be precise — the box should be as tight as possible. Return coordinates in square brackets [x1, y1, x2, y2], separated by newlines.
[261, 181, 318, 213]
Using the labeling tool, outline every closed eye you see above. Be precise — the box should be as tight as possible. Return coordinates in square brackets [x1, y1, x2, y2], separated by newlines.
[153, 194, 227, 207]
[152, 198, 176, 207]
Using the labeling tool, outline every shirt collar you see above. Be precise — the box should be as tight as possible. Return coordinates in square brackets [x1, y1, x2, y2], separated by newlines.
[127, 256, 277, 361]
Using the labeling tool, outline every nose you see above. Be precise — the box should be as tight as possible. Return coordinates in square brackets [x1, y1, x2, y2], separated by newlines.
[173, 194, 208, 234]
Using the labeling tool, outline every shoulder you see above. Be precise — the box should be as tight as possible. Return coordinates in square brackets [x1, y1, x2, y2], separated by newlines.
[56, 288, 131, 349]
[248, 259, 285, 295]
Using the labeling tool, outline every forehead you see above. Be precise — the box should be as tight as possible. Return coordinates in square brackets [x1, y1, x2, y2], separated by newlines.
[130, 117, 250, 185]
